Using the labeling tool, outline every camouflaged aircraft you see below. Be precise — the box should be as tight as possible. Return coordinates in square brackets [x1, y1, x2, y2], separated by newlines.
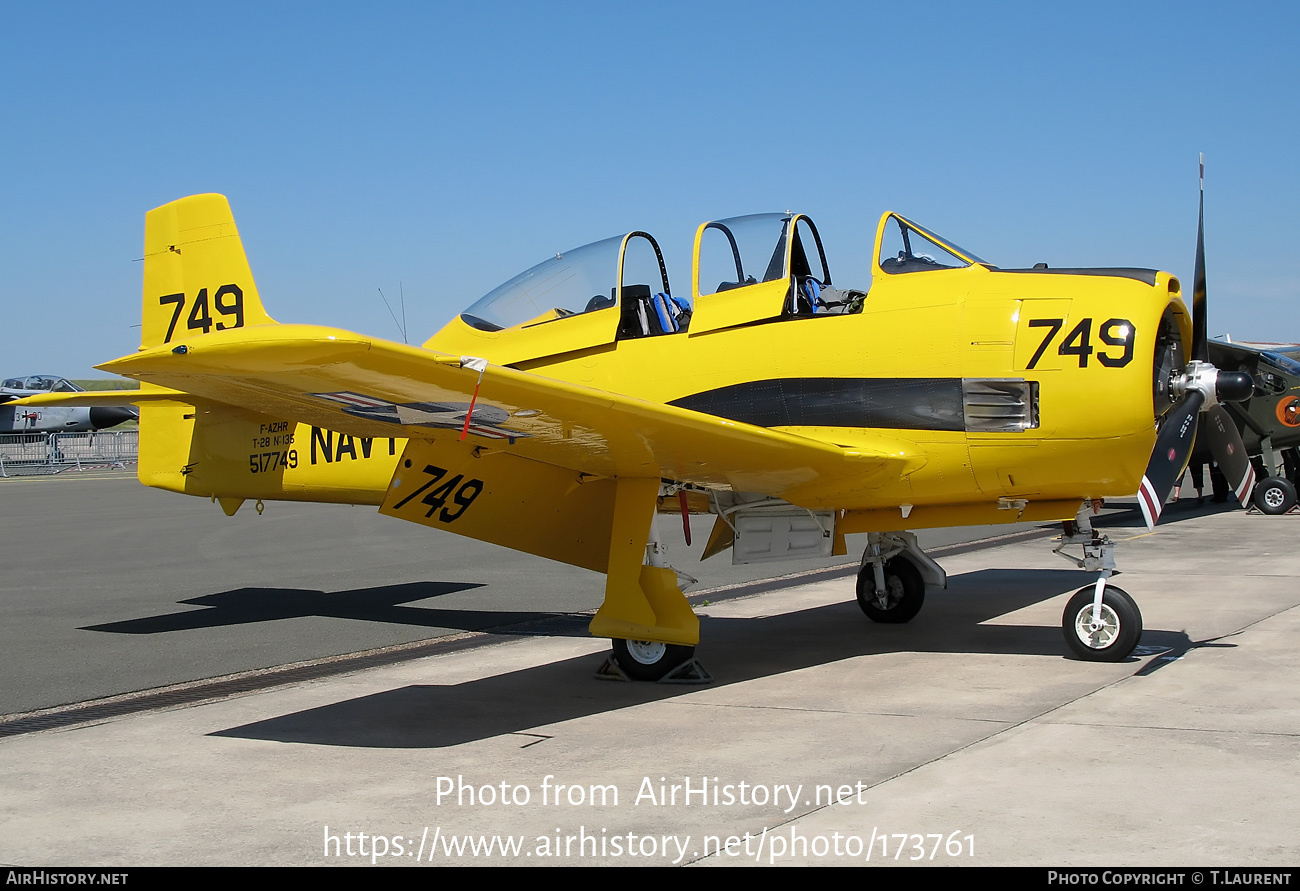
[1, 375, 136, 433]
[1192, 338, 1300, 514]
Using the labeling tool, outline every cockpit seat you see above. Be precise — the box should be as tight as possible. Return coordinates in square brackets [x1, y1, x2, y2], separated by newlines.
[585, 294, 616, 313]
[618, 285, 692, 339]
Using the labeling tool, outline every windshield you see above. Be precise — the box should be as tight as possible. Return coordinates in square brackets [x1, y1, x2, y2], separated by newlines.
[456, 230, 671, 333]
[460, 235, 625, 332]
[1261, 351, 1300, 377]
[878, 215, 986, 274]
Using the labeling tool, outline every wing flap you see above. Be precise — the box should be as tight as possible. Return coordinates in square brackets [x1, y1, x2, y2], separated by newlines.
[100, 324, 905, 503]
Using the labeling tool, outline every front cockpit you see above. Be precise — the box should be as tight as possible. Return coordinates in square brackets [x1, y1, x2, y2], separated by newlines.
[875, 214, 986, 274]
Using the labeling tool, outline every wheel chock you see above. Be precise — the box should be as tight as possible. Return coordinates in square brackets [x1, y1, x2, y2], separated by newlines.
[594, 656, 631, 682]
[593, 655, 713, 684]
[661, 657, 712, 684]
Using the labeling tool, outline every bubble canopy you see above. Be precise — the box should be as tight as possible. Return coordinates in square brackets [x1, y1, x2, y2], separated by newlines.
[459, 233, 669, 333]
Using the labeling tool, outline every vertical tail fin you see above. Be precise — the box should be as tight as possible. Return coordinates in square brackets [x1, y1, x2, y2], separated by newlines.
[135, 194, 276, 495]
[141, 194, 276, 350]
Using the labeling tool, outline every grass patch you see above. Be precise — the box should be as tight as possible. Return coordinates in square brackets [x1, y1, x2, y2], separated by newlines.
[70, 378, 136, 391]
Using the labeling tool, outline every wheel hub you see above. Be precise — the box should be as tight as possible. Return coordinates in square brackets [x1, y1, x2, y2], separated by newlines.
[1264, 487, 1286, 509]
[624, 639, 667, 665]
[1074, 603, 1120, 649]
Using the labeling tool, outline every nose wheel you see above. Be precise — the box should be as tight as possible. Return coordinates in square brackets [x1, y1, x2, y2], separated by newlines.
[1062, 584, 1142, 661]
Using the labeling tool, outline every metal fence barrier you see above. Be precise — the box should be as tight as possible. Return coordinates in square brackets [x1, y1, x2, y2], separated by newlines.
[0, 431, 139, 477]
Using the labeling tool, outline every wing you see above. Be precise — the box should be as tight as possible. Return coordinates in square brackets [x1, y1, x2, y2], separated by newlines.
[98, 324, 914, 506]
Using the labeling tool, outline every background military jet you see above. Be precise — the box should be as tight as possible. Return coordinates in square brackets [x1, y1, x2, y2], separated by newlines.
[1185, 340, 1300, 513]
[0, 375, 137, 433]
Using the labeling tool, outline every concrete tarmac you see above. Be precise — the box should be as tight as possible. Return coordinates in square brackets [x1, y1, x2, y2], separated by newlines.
[0, 469, 1051, 714]
[2, 503, 1296, 866]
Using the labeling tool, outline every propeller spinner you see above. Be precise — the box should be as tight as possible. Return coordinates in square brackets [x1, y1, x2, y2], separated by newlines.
[1137, 156, 1256, 528]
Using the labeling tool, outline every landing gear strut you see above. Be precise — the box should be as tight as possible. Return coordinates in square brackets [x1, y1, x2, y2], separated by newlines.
[856, 556, 925, 622]
[1061, 585, 1143, 661]
[1053, 504, 1142, 661]
[592, 480, 710, 683]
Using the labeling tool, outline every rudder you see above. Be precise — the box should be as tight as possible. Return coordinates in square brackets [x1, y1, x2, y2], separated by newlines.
[141, 194, 276, 350]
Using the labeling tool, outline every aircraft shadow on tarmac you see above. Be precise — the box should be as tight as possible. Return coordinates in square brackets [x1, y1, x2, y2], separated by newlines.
[211, 567, 1196, 749]
[76, 581, 580, 636]
[1096, 499, 1242, 529]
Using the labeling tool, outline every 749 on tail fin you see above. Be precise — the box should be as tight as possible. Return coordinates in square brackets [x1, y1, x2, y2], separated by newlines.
[141, 194, 276, 349]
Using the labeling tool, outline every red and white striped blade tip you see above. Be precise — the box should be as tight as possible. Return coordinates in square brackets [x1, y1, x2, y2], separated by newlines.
[1233, 464, 1257, 506]
[1138, 475, 1163, 530]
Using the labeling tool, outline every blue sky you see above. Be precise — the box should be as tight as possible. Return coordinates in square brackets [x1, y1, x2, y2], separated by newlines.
[3, 1, 1298, 377]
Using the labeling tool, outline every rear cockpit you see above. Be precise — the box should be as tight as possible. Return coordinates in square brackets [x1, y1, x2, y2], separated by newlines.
[458, 231, 688, 339]
[691, 213, 866, 328]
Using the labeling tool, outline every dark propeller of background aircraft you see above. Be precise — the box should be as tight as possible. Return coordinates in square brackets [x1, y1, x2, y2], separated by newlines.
[0, 375, 137, 433]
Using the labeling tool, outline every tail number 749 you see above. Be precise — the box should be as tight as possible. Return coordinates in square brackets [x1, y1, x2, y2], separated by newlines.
[158, 285, 245, 342]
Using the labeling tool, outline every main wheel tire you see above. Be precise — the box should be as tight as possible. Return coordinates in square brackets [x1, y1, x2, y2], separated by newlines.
[611, 639, 696, 682]
[1062, 585, 1142, 662]
[1252, 476, 1297, 515]
[856, 556, 925, 623]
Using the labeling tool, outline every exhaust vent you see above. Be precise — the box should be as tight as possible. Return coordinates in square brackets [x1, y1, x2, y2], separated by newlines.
[963, 379, 1039, 432]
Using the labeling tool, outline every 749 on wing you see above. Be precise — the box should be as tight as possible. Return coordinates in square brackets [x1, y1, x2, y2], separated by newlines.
[392, 464, 484, 523]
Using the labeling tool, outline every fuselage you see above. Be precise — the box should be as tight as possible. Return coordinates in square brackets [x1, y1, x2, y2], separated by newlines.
[428, 256, 1187, 517]
[129, 208, 1191, 534]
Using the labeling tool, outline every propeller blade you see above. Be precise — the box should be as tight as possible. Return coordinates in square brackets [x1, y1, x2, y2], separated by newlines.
[1137, 156, 1257, 528]
[1138, 389, 1204, 529]
[1192, 153, 1208, 362]
[1201, 404, 1257, 505]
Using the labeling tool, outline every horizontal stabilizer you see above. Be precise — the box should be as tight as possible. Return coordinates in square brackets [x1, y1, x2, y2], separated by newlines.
[10, 387, 191, 408]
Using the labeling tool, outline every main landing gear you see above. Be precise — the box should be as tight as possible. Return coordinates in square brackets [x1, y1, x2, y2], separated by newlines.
[1248, 442, 1300, 515]
[1053, 504, 1142, 662]
[592, 479, 711, 683]
[607, 638, 702, 682]
[855, 531, 946, 624]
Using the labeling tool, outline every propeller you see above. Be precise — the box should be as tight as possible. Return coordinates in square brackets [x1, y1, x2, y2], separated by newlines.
[1137, 155, 1256, 528]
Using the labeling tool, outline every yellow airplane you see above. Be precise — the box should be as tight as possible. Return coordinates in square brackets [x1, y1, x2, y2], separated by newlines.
[24, 178, 1254, 678]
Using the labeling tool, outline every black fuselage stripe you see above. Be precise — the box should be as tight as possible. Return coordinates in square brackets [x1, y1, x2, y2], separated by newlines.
[668, 378, 966, 431]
